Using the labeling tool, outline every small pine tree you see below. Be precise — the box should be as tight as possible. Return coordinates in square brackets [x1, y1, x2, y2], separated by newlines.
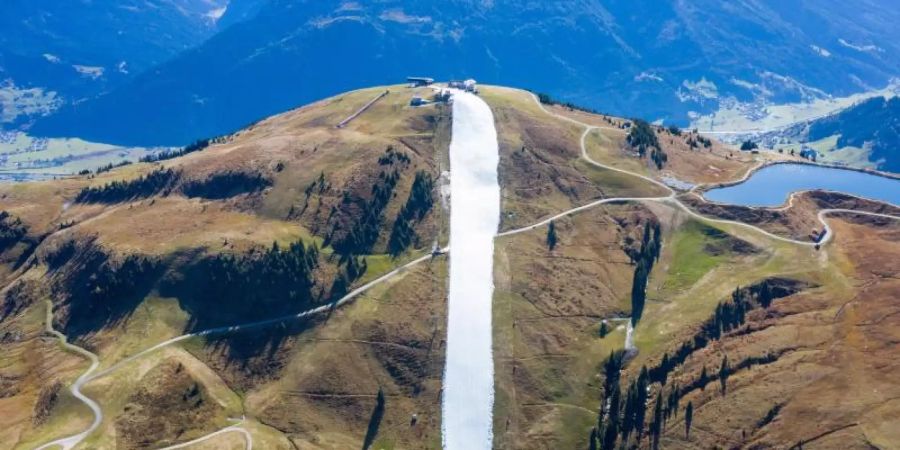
[363, 388, 386, 449]
[699, 365, 709, 390]
[719, 354, 730, 395]
[685, 401, 694, 440]
[599, 321, 609, 338]
[547, 221, 558, 250]
[651, 391, 664, 450]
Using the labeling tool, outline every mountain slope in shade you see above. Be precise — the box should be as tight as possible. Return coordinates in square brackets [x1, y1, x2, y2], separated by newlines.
[31, 0, 900, 146]
[808, 96, 900, 172]
[0, 0, 226, 125]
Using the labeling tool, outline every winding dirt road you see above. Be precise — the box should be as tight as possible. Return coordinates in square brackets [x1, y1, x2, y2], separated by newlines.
[34, 302, 102, 450]
[526, 93, 900, 248]
[156, 423, 252, 450]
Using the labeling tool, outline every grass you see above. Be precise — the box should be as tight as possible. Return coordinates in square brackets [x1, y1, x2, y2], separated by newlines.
[633, 209, 830, 359]
[660, 220, 731, 293]
[574, 158, 669, 198]
[583, 128, 650, 176]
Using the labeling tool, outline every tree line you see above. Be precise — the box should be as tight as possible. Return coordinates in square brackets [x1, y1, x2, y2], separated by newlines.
[140, 136, 222, 163]
[536, 92, 603, 115]
[181, 171, 271, 199]
[388, 170, 435, 256]
[327, 148, 411, 256]
[54, 241, 162, 337]
[627, 119, 668, 170]
[0, 211, 27, 253]
[590, 279, 800, 449]
[647, 279, 788, 386]
[167, 238, 322, 330]
[630, 221, 662, 325]
[74, 168, 180, 203]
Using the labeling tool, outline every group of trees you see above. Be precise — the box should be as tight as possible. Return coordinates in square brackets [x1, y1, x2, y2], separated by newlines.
[648, 280, 783, 387]
[377, 146, 411, 166]
[630, 221, 662, 325]
[0, 211, 27, 252]
[140, 137, 220, 163]
[627, 120, 668, 170]
[79, 160, 133, 176]
[328, 255, 367, 301]
[328, 168, 400, 255]
[74, 168, 180, 203]
[536, 92, 602, 114]
[740, 140, 759, 151]
[181, 171, 271, 199]
[686, 135, 712, 150]
[169, 239, 320, 329]
[593, 351, 689, 450]
[58, 244, 162, 337]
[329, 148, 413, 256]
[388, 170, 435, 256]
[591, 279, 796, 448]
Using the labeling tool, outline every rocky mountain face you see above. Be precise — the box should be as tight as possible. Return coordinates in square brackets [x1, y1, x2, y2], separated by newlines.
[0, 0, 227, 126]
[25, 0, 900, 146]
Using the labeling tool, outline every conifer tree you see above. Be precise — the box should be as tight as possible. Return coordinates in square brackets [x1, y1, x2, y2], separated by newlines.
[685, 402, 694, 440]
[651, 391, 664, 450]
[363, 387, 386, 449]
[547, 220, 558, 250]
[699, 365, 709, 390]
[719, 354, 730, 395]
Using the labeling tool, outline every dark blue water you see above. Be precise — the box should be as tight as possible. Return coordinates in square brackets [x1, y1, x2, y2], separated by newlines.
[704, 164, 900, 207]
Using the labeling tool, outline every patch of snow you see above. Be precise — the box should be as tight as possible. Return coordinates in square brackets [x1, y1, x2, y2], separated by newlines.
[810, 45, 831, 57]
[442, 90, 499, 450]
[379, 9, 432, 24]
[635, 71, 663, 83]
[758, 71, 830, 102]
[72, 65, 105, 80]
[729, 78, 773, 99]
[838, 38, 883, 53]
[205, 5, 227, 22]
[336, 1, 363, 12]
[0, 80, 62, 123]
[677, 77, 719, 103]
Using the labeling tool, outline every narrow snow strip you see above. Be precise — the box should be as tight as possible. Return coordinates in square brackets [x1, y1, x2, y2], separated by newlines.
[441, 90, 499, 450]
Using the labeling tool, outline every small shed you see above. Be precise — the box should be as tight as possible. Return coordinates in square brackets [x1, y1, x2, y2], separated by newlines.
[407, 77, 434, 87]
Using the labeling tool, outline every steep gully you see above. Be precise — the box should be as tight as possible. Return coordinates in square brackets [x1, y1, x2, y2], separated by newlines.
[32, 91, 900, 450]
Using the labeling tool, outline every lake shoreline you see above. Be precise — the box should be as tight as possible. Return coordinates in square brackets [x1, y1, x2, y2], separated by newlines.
[700, 162, 900, 209]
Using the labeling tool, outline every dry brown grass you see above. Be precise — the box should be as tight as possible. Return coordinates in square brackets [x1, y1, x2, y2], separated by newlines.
[657, 217, 900, 449]
[493, 204, 654, 449]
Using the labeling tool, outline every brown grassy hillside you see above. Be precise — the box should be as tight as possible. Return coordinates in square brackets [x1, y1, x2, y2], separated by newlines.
[0, 84, 897, 449]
